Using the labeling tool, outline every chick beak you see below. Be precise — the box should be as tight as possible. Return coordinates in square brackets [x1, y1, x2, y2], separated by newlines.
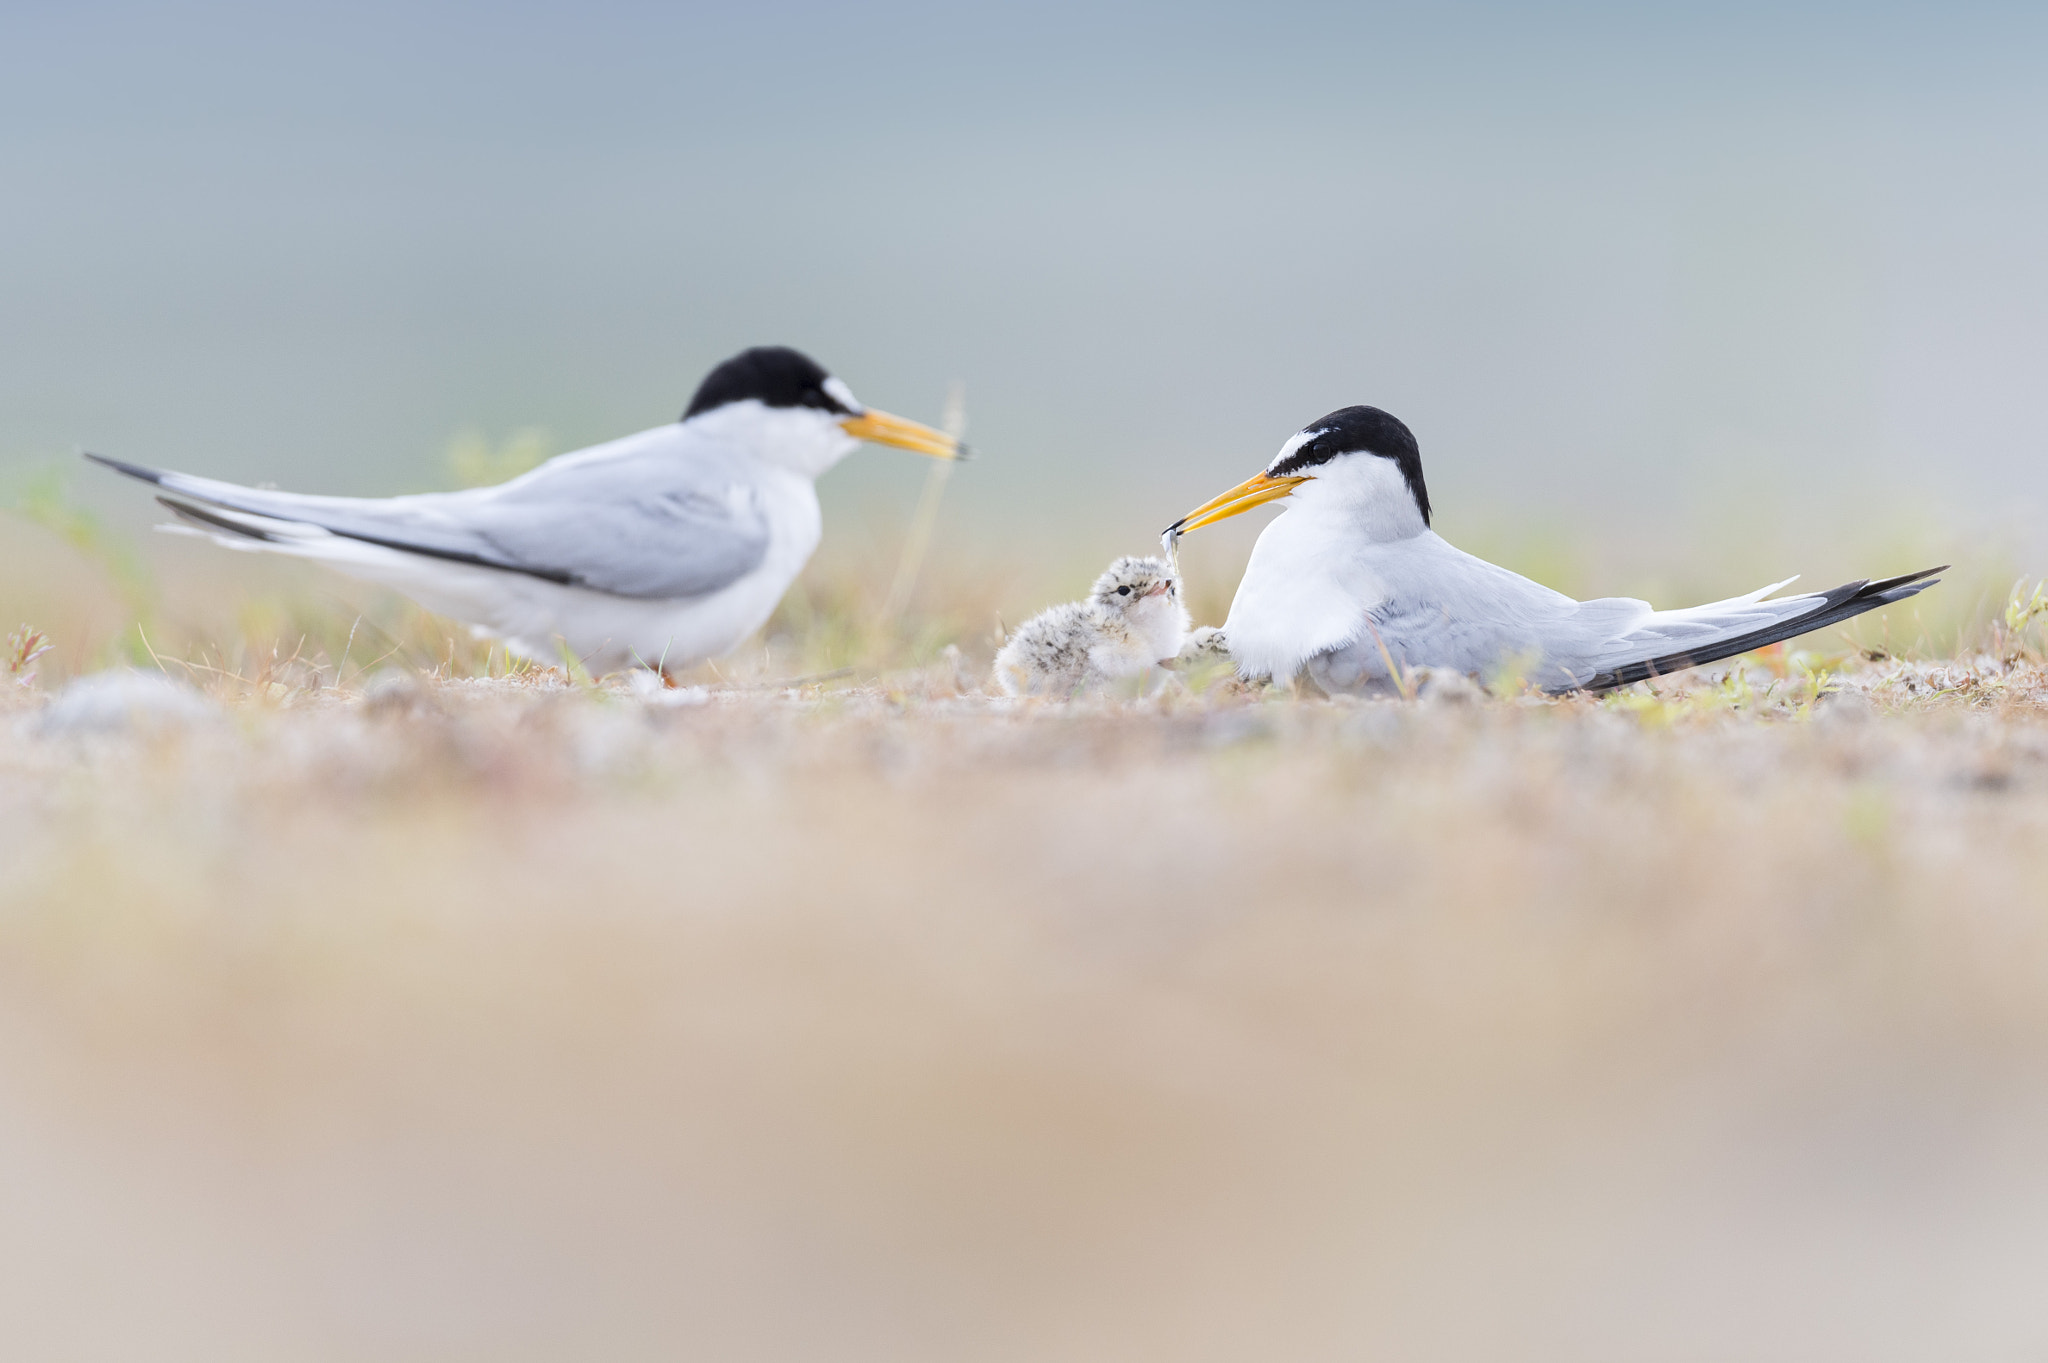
[840, 409, 966, 460]
[1165, 470, 1311, 534]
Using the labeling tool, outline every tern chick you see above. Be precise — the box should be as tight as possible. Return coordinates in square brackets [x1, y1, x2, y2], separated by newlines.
[994, 556, 1189, 697]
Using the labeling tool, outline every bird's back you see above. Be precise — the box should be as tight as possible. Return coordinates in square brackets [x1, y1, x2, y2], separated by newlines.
[994, 602, 1101, 696]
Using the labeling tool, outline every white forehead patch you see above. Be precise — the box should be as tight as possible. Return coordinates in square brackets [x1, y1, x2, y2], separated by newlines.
[822, 376, 862, 413]
[1267, 426, 1327, 472]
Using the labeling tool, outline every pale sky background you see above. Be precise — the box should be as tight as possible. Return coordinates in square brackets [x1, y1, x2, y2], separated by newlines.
[5, 0, 2046, 593]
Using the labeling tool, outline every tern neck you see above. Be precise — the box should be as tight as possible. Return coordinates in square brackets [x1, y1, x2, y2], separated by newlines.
[682, 401, 859, 478]
[1112, 593, 1191, 663]
[1285, 455, 1429, 543]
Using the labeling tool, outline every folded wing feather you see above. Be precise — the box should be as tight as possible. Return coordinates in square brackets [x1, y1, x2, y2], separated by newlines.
[87, 449, 771, 601]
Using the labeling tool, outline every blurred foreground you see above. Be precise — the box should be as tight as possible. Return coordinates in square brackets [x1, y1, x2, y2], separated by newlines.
[4, 624, 2048, 1358]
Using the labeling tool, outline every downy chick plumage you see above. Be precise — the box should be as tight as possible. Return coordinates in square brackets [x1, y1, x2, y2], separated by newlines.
[994, 556, 1189, 697]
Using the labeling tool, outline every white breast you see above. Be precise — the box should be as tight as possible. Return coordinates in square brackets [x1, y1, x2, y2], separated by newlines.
[1224, 509, 1384, 681]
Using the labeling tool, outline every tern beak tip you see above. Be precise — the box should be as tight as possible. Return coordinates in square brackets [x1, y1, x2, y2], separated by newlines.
[840, 409, 962, 460]
[1169, 470, 1309, 535]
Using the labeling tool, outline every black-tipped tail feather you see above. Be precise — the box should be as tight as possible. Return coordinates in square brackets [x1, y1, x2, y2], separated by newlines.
[83, 451, 168, 485]
[1572, 566, 1946, 694]
[156, 495, 284, 543]
[87, 449, 578, 586]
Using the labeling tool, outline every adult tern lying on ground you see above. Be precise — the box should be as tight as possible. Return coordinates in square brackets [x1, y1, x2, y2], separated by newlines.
[1166, 406, 1943, 695]
[89, 346, 963, 673]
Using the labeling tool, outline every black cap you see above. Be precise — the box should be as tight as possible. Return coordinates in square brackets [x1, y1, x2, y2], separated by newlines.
[1269, 405, 1430, 526]
[684, 346, 855, 420]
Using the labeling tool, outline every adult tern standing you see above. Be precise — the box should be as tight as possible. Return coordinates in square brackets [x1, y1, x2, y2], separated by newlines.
[89, 346, 963, 673]
[1166, 405, 1942, 694]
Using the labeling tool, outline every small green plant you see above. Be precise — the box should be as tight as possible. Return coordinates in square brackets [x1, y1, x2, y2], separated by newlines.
[445, 428, 554, 489]
[552, 636, 599, 688]
[1602, 684, 1681, 726]
[1787, 652, 1835, 716]
[7, 464, 156, 628]
[1602, 663, 1795, 726]
[1482, 649, 1541, 700]
[1998, 578, 2048, 662]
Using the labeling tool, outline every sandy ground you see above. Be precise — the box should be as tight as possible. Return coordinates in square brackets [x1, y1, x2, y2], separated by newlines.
[3, 656, 2048, 1361]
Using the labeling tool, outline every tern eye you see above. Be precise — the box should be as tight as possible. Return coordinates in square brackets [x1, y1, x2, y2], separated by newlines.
[1117, 585, 1131, 596]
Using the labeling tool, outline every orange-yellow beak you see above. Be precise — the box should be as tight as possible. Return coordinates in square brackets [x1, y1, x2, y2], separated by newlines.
[1165, 470, 1311, 535]
[840, 409, 964, 460]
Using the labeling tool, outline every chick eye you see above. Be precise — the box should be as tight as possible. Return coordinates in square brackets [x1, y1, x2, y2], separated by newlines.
[1117, 585, 1131, 596]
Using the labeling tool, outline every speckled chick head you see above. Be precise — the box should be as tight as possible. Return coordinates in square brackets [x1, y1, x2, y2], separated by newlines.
[1089, 556, 1177, 612]
[1089, 555, 1189, 662]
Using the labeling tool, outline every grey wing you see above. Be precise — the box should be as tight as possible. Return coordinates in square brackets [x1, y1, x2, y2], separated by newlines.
[1560, 568, 1945, 692]
[1308, 593, 1575, 694]
[1340, 594, 1581, 691]
[1327, 585, 1795, 694]
[468, 456, 771, 599]
[1312, 546, 1590, 690]
[86, 446, 772, 601]
[1301, 533, 1944, 695]
[1408, 570, 1943, 693]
